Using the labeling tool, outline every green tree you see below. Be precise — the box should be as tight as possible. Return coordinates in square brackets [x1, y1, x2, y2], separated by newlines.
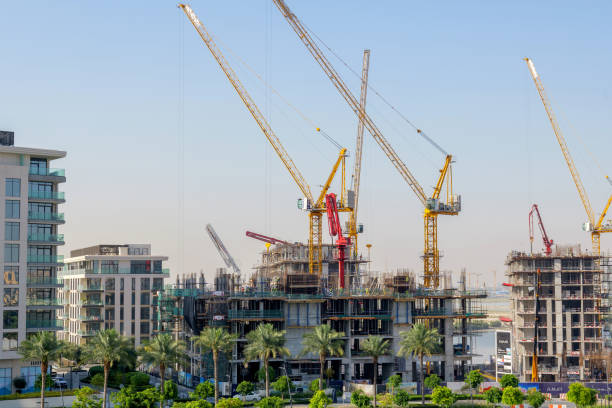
[361, 336, 390, 407]
[501, 387, 524, 406]
[243, 323, 290, 398]
[18, 331, 64, 408]
[465, 370, 484, 405]
[526, 389, 546, 408]
[351, 389, 372, 408]
[394, 390, 411, 408]
[272, 376, 294, 400]
[309, 390, 332, 408]
[483, 387, 502, 406]
[310, 379, 326, 393]
[194, 327, 237, 405]
[236, 381, 255, 398]
[431, 386, 457, 408]
[216, 398, 244, 408]
[399, 323, 441, 405]
[567, 383, 597, 408]
[12, 376, 26, 394]
[300, 324, 344, 391]
[138, 334, 184, 406]
[386, 375, 402, 395]
[499, 374, 518, 389]
[72, 386, 102, 408]
[424, 374, 441, 391]
[257, 396, 285, 408]
[163, 380, 178, 402]
[191, 381, 214, 399]
[112, 386, 160, 408]
[83, 329, 133, 408]
[91, 374, 105, 388]
[257, 367, 278, 384]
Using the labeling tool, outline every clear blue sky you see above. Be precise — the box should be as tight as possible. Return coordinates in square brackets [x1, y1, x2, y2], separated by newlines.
[1, 1, 611, 287]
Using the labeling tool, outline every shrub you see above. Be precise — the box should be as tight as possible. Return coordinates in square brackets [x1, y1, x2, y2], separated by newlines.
[216, 397, 244, 408]
[351, 389, 372, 408]
[499, 374, 518, 388]
[386, 375, 402, 395]
[191, 381, 214, 399]
[12, 377, 26, 392]
[237, 380, 255, 396]
[130, 372, 150, 388]
[431, 386, 457, 408]
[91, 374, 105, 388]
[309, 390, 332, 408]
[424, 374, 441, 391]
[483, 387, 502, 405]
[376, 393, 394, 408]
[526, 389, 546, 408]
[567, 383, 597, 408]
[163, 380, 178, 401]
[257, 396, 285, 408]
[173, 401, 213, 408]
[72, 386, 102, 408]
[89, 366, 104, 378]
[112, 386, 160, 408]
[309, 379, 326, 393]
[394, 390, 411, 408]
[501, 386, 524, 406]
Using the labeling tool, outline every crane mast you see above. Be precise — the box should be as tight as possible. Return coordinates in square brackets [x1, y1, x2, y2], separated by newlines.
[206, 224, 241, 283]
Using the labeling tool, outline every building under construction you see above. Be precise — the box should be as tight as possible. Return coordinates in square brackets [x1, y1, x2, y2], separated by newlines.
[506, 244, 611, 382]
[160, 242, 487, 388]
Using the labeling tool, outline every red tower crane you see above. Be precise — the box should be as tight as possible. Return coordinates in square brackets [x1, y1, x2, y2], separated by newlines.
[325, 193, 351, 289]
[529, 204, 554, 256]
[245, 231, 290, 246]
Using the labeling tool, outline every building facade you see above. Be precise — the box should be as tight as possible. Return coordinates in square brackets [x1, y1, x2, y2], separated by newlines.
[0, 131, 66, 393]
[506, 245, 608, 382]
[59, 244, 168, 347]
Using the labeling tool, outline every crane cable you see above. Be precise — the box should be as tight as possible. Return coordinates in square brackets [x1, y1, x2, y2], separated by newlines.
[212, 33, 344, 151]
[301, 21, 449, 157]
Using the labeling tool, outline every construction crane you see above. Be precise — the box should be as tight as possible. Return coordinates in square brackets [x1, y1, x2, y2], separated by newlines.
[246, 231, 291, 246]
[180, 4, 350, 277]
[272, 0, 459, 288]
[205, 224, 241, 284]
[348, 49, 370, 256]
[325, 193, 351, 289]
[524, 58, 612, 256]
[529, 204, 554, 256]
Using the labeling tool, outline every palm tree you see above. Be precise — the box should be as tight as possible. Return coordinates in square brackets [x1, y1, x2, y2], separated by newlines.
[399, 323, 441, 405]
[300, 324, 344, 390]
[84, 329, 133, 408]
[18, 332, 64, 408]
[361, 336, 390, 407]
[194, 327, 237, 405]
[139, 333, 185, 405]
[243, 323, 290, 397]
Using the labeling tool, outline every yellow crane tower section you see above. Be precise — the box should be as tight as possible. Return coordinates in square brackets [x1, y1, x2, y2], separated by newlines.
[272, 0, 459, 288]
[179, 3, 348, 276]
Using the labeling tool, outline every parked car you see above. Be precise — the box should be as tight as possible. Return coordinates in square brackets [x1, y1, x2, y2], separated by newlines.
[233, 392, 261, 402]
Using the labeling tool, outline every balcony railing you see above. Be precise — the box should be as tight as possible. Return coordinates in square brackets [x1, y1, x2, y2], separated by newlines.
[28, 234, 64, 243]
[28, 255, 64, 264]
[228, 310, 283, 319]
[26, 319, 63, 329]
[77, 330, 98, 337]
[28, 190, 65, 200]
[78, 284, 103, 291]
[80, 315, 102, 321]
[26, 298, 63, 306]
[29, 167, 65, 177]
[27, 277, 63, 286]
[78, 298, 104, 306]
[28, 212, 65, 222]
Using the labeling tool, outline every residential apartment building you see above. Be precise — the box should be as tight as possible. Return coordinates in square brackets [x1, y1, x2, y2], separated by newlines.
[506, 244, 609, 382]
[58, 244, 168, 347]
[0, 131, 66, 394]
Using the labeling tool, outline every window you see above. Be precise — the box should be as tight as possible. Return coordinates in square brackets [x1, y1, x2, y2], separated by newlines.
[4, 244, 19, 263]
[120, 293, 124, 305]
[105, 293, 115, 305]
[0, 368, 11, 395]
[152, 278, 163, 291]
[141, 307, 150, 320]
[105, 278, 115, 290]
[3, 311, 18, 329]
[28, 181, 52, 194]
[131, 292, 135, 304]
[105, 308, 115, 320]
[141, 279, 150, 290]
[120, 278, 124, 290]
[5, 179, 20, 197]
[130, 261, 150, 274]
[28, 224, 52, 237]
[5, 200, 19, 219]
[101, 261, 118, 274]
[140, 322, 150, 335]
[3, 288, 18, 306]
[1, 333, 17, 352]
[120, 322, 124, 334]
[120, 307, 124, 320]
[4, 267, 18, 285]
[131, 307, 135, 320]
[140, 292, 150, 305]
[153, 261, 162, 273]
[5, 222, 19, 241]
[29, 158, 48, 175]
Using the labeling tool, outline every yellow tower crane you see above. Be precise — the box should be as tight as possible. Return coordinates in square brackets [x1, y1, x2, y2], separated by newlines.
[272, 0, 459, 288]
[179, 4, 349, 276]
[524, 58, 612, 256]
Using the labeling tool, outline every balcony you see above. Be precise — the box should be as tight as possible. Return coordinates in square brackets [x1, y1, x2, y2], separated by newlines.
[28, 234, 65, 245]
[28, 190, 65, 202]
[26, 319, 63, 330]
[28, 211, 65, 223]
[77, 330, 99, 337]
[27, 255, 64, 264]
[27, 277, 63, 287]
[228, 310, 283, 320]
[26, 298, 63, 307]
[78, 284, 103, 291]
[29, 167, 65, 177]
[80, 315, 102, 322]
[78, 298, 104, 307]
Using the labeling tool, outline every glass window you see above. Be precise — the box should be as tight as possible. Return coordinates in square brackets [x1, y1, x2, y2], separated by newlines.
[131, 292, 135, 304]
[5, 179, 20, 197]
[4, 267, 18, 285]
[4, 244, 19, 263]
[120, 293, 124, 305]
[3, 288, 18, 306]
[120, 278, 124, 290]
[1, 333, 17, 352]
[105, 278, 115, 290]
[152, 278, 163, 291]
[101, 261, 118, 274]
[131, 261, 150, 274]
[105, 293, 115, 305]
[4, 222, 19, 241]
[105, 308, 115, 320]
[120, 307, 124, 320]
[153, 261, 162, 273]
[3, 311, 18, 329]
[29, 158, 48, 175]
[131, 307, 135, 320]
[140, 322, 150, 335]
[0, 367, 11, 395]
[141, 307, 150, 320]
[140, 292, 149, 305]
[140, 278, 150, 290]
[120, 322, 124, 334]
[5, 200, 20, 219]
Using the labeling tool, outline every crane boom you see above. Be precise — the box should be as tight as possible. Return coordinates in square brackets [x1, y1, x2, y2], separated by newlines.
[206, 224, 241, 279]
[524, 58, 594, 225]
[246, 231, 291, 246]
[272, 0, 426, 205]
[179, 4, 313, 203]
[529, 204, 554, 256]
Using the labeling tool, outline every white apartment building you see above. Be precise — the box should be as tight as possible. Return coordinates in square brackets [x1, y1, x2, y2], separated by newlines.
[0, 131, 66, 394]
[59, 244, 168, 347]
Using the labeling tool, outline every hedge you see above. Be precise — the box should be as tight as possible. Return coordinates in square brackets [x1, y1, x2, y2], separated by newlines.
[0, 390, 79, 401]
